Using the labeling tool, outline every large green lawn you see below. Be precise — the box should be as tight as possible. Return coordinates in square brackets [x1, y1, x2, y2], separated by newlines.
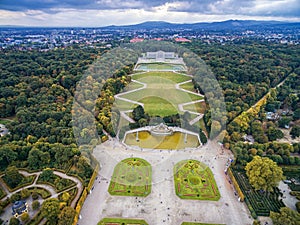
[119, 72, 202, 116]
[174, 160, 220, 201]
[136, 63, 186, 71]
[131, 71, 190, 83]
[140, 96, 178, 116]
[98, 218, 148, 225]
[108, 158, 152, 197]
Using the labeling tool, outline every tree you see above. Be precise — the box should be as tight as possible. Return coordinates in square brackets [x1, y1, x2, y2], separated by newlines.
[132, 105, 145, 122]
[41, 198, 60, 224]
[290, 126, 300, 138]
[28, 148, 50, 169]
[245, 156, 284, 192]
[39, 168, 55, 183]
[9, 217, 20, 225]
[4, 166, 23, 188]
[20, 189, 30, 199]
[32, 200, 40, 210]
[0, 147, 18, 170]
[58, 206, 76, 225]
[270, 207, 300, 225]
[293, 108, 300, 121]
[278, 117, 291, 128]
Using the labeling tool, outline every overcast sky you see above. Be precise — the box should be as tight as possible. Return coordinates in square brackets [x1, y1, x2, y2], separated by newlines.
[0, 0, 299, 27]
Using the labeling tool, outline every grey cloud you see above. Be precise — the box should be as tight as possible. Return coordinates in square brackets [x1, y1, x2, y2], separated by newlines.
[0, 0, 299, 18]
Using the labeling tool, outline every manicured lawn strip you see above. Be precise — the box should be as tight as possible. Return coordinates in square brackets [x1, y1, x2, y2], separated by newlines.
[124, 81, 144, 91]
[140, 96, 178, 116]
[183, 101, 206, 114]
[98, 218, 148, 225]
[121, 84, 201, 106]
[108, 158, 152, 197]
[231, 168, 285, 217]
[174, 160, 220, 201]
[117, 71, 203, 117]
[114, 98, 135, 110]
[179, 81, 195, 92]
[182, 223, 225, 225]
[136, 63, 185, 71]
[131, 71, 190, 83]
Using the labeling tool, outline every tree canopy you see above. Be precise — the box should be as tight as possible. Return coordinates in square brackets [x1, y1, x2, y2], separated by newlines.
[270, 207, 300, 225]
[245, 156, 284, 192]
[41, 198, 60, 224]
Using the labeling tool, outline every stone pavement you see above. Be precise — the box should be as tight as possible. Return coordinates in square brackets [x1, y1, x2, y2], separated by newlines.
[79, 139, 253, 225]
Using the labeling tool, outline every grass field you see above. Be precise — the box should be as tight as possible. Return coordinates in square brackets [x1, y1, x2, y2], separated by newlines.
[119, 72, 202, 117]
[123, 80, 144, 91]
[131, 71, 190, 83]
[179, 81, 196, 92]
[183, 101, 206, 114]
[140, 96, 178, 116]
[124, 131, 200, 149]
[174, 160, 220, 201]
[136, 63, 186, 71]
[108, 158, 152, 197]
[98, 218, 148, 225]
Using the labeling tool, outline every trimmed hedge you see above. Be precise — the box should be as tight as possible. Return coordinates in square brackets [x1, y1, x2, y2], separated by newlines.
[72, 188, 88, 225]
[87, 163, 99, 192]
[72, 163, 99, 225]
[231, 168, 285, 217]
[228, 167, 245, 201]
[27, 187, 51, 199]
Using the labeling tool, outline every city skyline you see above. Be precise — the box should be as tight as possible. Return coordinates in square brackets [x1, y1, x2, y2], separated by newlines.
[0, 0, 300, 27]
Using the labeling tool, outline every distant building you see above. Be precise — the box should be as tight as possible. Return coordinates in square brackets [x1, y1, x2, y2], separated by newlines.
[134, 50, 187, 71]
[130, 38, 144, 43]
[12, 201, 28, 218]
[175, 37, 191, 42]
[144, 51, 177, 60]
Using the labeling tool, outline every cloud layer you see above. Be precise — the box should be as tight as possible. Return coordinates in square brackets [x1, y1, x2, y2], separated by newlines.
[0, 0, 299, 26]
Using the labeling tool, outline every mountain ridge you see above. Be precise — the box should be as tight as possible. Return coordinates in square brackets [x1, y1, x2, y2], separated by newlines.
[1, 20, 299, 30]
[102, 19, 298, 31]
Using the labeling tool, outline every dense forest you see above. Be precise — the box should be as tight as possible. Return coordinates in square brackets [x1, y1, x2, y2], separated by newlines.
[1, 41, 299, 174]
[0, 46, 104, 179]
[182, 41, 300, 166]
[0, 39, 299, 224]
[188, 41, 299, 122]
